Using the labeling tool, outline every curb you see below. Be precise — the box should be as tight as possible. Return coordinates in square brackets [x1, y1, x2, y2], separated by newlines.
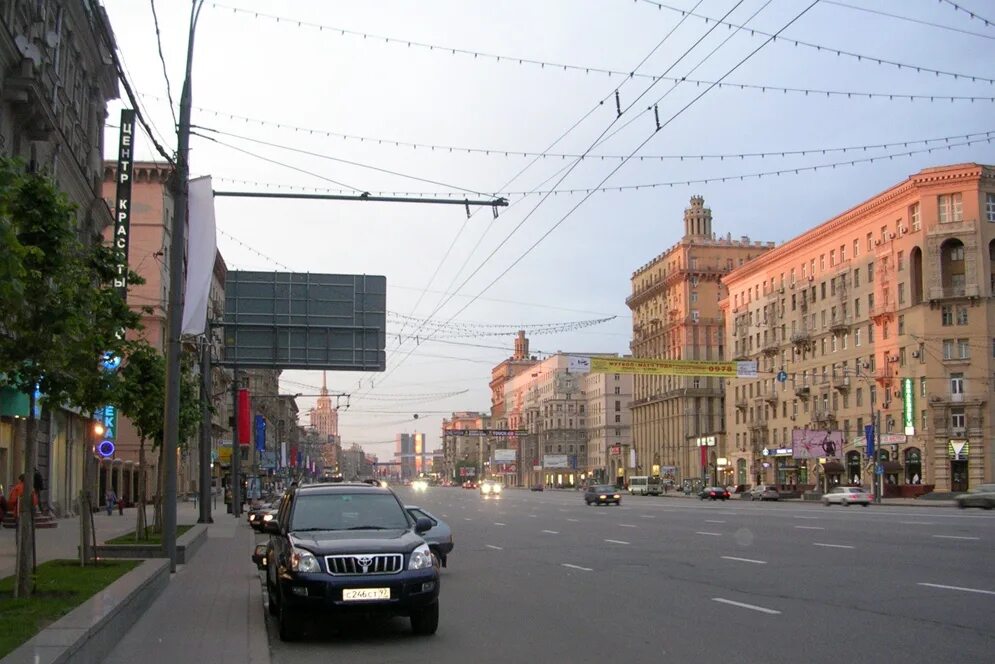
[82, 523, 208, 564]
[0, 558, 170, 664]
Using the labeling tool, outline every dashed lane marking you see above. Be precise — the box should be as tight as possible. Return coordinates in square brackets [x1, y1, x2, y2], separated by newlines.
[795, 526, 825, 530]
[562, 563, 593, 572]
[696, 531, 722, 536]
[485, 544, 503, 550]
[542, 529, 560, 534]
[712, 598, 780, 615]
[721, 556, 767, 565]
[918, 582, 995, 596]
[813, 543, 854, 549]
[932, 535, 980, 541]
[605, 539, 630, 545]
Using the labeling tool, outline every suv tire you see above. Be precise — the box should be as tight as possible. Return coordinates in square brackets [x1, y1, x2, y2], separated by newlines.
[267, 579, 278, 617]
[278, 595, 302, 641]
[411, 601, 439, 635]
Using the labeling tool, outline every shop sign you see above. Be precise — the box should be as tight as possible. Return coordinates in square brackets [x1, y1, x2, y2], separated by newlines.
[948, 440, 969, 460]
[902, 377, 915, 436]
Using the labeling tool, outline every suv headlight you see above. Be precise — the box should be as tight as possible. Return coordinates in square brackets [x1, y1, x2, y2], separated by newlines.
[492, 484, 502, 493]
[290, 546, 320, 573]
[408, 543, 433, 570]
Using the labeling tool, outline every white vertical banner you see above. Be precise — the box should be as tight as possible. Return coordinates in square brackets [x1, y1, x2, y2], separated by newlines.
[181, 176, 217, 335]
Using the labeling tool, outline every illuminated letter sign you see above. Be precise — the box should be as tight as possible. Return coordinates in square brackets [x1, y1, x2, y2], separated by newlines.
[113, 109, 136, 298]
[902, 377, 915, 435]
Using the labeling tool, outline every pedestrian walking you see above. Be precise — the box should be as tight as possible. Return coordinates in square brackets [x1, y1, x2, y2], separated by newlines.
[105, 488, 117, 516]
[118, 493, 125, 515]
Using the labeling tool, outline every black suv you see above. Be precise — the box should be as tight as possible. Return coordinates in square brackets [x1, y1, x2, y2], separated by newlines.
[263, 482, 440, 640]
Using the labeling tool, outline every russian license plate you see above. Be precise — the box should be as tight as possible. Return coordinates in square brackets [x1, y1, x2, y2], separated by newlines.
[343, 587, 390, 601]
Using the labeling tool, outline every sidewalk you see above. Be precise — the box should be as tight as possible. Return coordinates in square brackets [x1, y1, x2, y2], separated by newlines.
[103, 512, 270, 664]
[0, 501, 199, 578]
[653, 492, 957, 507]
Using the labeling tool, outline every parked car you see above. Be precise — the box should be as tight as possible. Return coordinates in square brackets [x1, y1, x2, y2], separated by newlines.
[531, 484, 544, 492]
[955, 483, 995, 510]
[584, 484, 621, 506]
[248, 503, 276, 531]
[748, 485, 780, 501]
[699, 486, 731, 501]
[406, 506, 453, 567]
[822, 486, 872, 506]
[263, 482, 440, 641]
[462, 480, 478, 490]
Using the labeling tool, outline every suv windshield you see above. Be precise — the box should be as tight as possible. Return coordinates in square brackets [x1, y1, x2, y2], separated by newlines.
[290, 493, 410, 532]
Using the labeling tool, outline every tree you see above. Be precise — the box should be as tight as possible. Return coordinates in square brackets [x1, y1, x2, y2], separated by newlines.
[0, 159, 143, 596]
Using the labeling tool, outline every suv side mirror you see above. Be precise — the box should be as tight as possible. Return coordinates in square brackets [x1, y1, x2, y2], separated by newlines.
[251, 544, 268, 570]
[263, 519, 281, 535]
[414, 516, 433, 534]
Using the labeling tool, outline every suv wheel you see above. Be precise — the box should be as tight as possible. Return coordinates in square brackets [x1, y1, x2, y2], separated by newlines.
[411, 601, 439, 635]
[267, 579, 278, 617]
[278, 594, 302, 641]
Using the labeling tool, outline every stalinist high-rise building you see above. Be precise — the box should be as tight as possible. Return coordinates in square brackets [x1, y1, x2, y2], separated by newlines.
[310, 371, 339, 440]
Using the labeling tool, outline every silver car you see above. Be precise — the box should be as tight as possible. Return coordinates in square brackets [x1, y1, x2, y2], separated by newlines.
[406, 505, 453, 567]
[955, 484, 995, 510]
[749, 485, 780, 501]
[822, 486, 872, 506]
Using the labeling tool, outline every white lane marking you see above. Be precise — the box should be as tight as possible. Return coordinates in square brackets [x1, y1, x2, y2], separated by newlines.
[559, 508, 569, 512]
[542, 529, 560, 534]
[604, 539, 630, 545]
[899, 521, 933, 525]
[528, 514, 538, 518]
[705, 520, 726, 524]
[441, 514, 448, 517]
[932, 535, 980, 541]
[463, 517, 473, 521]
[716, 512, 737, 516]
[566, 518, 580, 522]
[814, 543, 855, 549]
[485, 544, 503, 550]
[494, 522, 506, 526]
[794, 516, 820, 520]
[711, 598, 781, 615]
[619, 524, 637, 528]
[795, 526, 825, 530]
[562, 563, 593, 572]
[918, 582, 995, 596]
[721, 556, 767, 565]
[639, 514, 656, 519]
[696, 531, 722, 536]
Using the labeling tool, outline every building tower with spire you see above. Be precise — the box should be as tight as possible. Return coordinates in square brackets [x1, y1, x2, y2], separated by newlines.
[310, 371, 339, 441]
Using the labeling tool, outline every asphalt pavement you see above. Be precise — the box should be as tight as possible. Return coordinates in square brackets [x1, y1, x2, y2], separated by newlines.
[264, 487, 995, 663]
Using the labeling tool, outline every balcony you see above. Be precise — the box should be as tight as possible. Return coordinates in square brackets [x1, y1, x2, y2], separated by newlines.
[761, 340, 780, 357]
[829, 315, 850, 335]
[873, 368, 896, 385]
[762, 390, 779, 405]
[833, 376, 851, 391]
[813, 408, 837, 425]
[869, 300, 896, 322]
[748, 418, 769, 431]
[735, 398, 748, 411]
[794, 383, 811, 399]
[818, 374, 833, 388]
[928, 284, 980, 301]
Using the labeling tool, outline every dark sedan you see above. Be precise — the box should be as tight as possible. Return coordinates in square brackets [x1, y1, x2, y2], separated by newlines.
[699, 486, 731, 501]
[248, 503, 276, 531]
[584, 484, 622, 506]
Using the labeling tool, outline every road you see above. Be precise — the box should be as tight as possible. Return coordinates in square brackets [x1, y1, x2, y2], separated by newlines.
[262, 488, 995, 663]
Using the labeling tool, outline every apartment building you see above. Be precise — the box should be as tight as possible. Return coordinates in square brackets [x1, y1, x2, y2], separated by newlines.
[724, 163, 995, 494]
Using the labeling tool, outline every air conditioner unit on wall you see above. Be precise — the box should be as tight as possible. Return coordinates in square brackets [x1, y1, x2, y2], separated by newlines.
[874, 239, 882, 246]
[911, 350, 920, 358]
[900, 226, 908, 235]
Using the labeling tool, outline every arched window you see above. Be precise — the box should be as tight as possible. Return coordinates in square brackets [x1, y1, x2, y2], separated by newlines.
[904, 448, 922, 484]
[910, 246, 924, 304]
[989, 240, 995, 295]
[940, 239, 966, 296]
[845, 451, 862, 485]
[737, 458, 747, 485]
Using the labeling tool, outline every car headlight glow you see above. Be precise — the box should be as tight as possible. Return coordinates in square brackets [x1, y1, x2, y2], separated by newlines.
[262, 513, 274, 522]
[290, 546, 320, 573]
[492, 484, 502, 493]
[481, 484, 491, 494]
[408, 543, 433, 570]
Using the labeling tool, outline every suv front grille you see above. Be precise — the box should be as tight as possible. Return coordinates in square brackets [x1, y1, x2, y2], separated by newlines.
[325, 553, 404, 575]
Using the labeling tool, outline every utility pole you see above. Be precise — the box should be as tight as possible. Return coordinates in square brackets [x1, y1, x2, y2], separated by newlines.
[232, 365, 241, 517]
[198, 336, 212, 523]
[162, 0, 203, 572]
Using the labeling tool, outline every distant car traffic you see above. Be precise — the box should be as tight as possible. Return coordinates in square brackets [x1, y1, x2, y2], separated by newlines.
[822, 486, 871, 506]
[628, 476, 661, 496]
[406, 506, 453, 567]
[955, 483, 995, 509]
[584, 484, 621, 506]
[411, 479, 429, 492]
[462, 480, 478, 489]
[531, 484, 544, 492]
[748, 485, 780, 501]
[248, 503, 276, 531]
[699, 486, 731, 501]
[479, 480, 503, 497]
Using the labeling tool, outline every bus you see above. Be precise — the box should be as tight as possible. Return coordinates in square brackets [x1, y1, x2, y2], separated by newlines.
[628, 476, 661, 496]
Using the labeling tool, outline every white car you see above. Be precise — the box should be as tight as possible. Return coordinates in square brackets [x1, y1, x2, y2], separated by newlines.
[479, 480, 503, 497]
[822, 486, 872, 507]
[411, 479, 429, 492]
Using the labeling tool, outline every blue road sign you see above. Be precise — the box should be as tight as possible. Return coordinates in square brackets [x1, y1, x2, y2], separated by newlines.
[865, 424, 875, 456]
[875, 464, 884, 476]
[776, 371, 788, 383]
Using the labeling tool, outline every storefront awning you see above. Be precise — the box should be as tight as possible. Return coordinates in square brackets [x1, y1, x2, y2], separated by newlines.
[881, 460, 903, 473]
[823, 461, 845, 474]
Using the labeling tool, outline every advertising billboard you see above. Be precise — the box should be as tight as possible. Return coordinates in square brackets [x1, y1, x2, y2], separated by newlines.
[494, 449, 516, 463]
[543, 454, 569, 468]
[791, 429, 844, 459]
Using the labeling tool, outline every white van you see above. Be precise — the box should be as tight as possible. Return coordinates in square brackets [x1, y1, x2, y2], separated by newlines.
[628, 476, 661, 496]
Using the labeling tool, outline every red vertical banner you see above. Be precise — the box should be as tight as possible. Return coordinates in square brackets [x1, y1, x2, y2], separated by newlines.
[289, 446, 298, 467]
[700, 445, 708, 470]
[238, 389, 251, 445]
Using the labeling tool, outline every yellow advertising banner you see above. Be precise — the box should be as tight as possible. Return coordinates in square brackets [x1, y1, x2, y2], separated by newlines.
[218, 445, 232, 464]
[589, 356, 755, 378]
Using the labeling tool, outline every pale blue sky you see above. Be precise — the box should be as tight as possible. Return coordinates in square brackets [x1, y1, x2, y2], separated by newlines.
[103, 0, 995, 458]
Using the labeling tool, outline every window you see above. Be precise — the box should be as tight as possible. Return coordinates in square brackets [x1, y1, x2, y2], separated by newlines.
[951, 408, 966, 432]
[943, 339, 955, 360]
[868, 324, 875, 343]
[820, 255, 826, 271]
[868, 262, 874, 282]
[910, 202, 921, 231]
[957, 338, 970, 359]
[854, 298, 861, 318]
[898, 315, 905, 335]
[938, 193, 963, 223]
[853, 268, 860, 287]
[840, 244, 846, 262]
[853, 239, 859, 258]
[898, 283, 905, 305]
[986, 193, 995, 223]
[899, 347, 906, 366]
[941, 305, 953, 326]
[856, 388, 863, 407]
[830, 250, 836, 267]
[957, 305, 968, 325]
[614, 400, 621, 411]
[614, 414, 621, 423]
[866, 233, 872, 252]
[951, 373, 965, 396]
[855, 328, 861, 346]
[920, 376, 927, 397]
[897, 251, 904, 270]
[691, 293, 698, 303]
